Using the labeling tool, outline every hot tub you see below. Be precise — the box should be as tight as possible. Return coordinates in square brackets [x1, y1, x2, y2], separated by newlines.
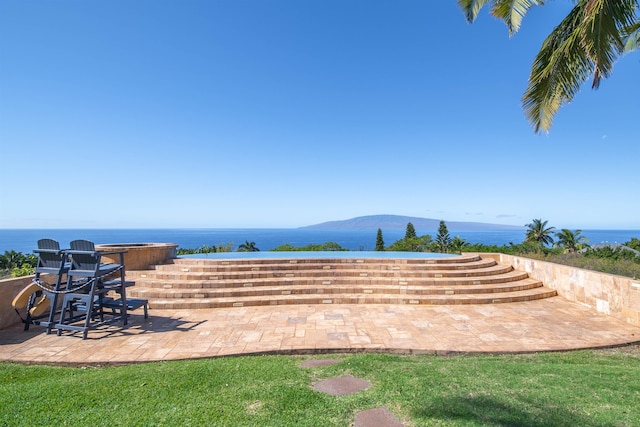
[95, 243, 177, 270]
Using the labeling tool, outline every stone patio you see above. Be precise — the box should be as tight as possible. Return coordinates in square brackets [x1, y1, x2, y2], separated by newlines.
[1, 297, 639, 365]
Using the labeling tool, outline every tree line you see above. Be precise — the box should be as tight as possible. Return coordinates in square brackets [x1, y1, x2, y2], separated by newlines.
[3, 220, 639, 279]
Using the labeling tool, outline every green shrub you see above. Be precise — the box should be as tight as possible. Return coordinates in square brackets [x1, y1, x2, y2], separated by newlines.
[176, 243, 232, 255]
[271, 242, 347, 252]
[387, 235, 432, 252]
[11, 264, 35, 277]
[626, 238, 640, 251]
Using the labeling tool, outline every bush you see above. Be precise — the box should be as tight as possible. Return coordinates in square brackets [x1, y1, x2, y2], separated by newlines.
[271, 242, 348, 252]
[12, 264, 35, 277]
[387, 235, 433, 252]
[176, 243, 232, 255]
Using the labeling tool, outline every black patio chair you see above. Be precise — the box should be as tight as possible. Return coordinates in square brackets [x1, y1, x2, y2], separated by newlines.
[55, 240, 125, 339]
[12, 239, 70, 332]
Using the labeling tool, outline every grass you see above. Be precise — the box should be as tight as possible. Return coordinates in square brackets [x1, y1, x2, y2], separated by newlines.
[2, 348, 640, 426]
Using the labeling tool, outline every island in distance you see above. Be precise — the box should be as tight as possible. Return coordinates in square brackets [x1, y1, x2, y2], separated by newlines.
[300, 214, 525, 232]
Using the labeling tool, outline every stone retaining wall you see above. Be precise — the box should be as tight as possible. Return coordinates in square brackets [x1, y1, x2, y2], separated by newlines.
[482, 253, 640, 327]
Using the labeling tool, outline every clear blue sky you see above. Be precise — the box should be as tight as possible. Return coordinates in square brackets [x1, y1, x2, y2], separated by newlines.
[1, 1, 638, 230]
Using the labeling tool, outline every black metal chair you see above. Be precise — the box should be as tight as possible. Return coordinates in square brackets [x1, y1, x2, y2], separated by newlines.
[55, 240, 125, 339]
[12, 239, 70, 332]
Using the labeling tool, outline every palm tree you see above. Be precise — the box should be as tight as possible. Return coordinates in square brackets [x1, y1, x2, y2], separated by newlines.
[525, 219, 555, 247]
[555, 229, 589, 253]
[450, 236, 469, 254]
[458, 0, 640, 133]
[237, 241, 259, 252]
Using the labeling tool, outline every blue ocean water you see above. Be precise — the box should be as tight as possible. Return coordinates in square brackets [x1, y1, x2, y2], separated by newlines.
[1, 228, 638, 254]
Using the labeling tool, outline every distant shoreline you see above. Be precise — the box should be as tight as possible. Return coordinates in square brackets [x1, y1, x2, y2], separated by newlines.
[300, 214, 526, 231]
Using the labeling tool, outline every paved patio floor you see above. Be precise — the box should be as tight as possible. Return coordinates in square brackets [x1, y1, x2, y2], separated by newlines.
[1, 297, 639, 365]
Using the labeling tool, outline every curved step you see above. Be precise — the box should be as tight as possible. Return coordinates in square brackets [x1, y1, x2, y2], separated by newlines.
[128, 278, 544, 300]
[128, 263, 514, 281]
[146, 287, 557, 310]
[124, 255, 557, 307]
[153, 256, 497, 273]
[128, 270, 530, 290]
[170, 253, 482, 263]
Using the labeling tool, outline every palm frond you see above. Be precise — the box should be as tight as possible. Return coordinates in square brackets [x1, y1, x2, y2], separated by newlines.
[582, 0, 636, 88]
[523, 3, 594, 133]
[492, 0, 545, 35]
[458, 0, 494, 23]
[622, 21, 640, 51]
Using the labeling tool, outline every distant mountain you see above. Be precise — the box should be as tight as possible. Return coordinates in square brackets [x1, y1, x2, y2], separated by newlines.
[300, 214, 525, 231]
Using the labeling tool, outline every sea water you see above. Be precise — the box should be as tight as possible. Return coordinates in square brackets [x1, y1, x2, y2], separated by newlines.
[1, 228, 638, 254]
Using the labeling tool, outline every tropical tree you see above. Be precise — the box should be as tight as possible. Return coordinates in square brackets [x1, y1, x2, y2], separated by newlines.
[458, 0, 640, 133]
[375, 228, 385, 251]
[555, 229, 589, 253]
[525, 218, 556, 247]
[435, 220, 452, 253]
[450, 236, 469, 253]
[0, 250, 34, 270]
[626, 237, 640, 251]
[237, 241, 259, 252]
[388, 235, 432, 252]
[405, 222, 417, 240]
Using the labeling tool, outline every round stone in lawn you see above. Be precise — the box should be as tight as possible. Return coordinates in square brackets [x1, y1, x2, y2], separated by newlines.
[313, 376, 372, 395]
[354, 407, 404, 427]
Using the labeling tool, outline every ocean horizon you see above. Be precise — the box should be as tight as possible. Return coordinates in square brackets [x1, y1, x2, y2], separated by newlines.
[1, 228, 639, 255]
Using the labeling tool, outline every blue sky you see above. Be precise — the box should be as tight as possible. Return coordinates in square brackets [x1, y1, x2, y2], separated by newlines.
[1, 1, 638, 230]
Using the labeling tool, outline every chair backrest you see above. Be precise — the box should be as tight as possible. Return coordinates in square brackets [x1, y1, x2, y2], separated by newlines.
[68, 239, 100, 273]
[34, 239, 66, 272]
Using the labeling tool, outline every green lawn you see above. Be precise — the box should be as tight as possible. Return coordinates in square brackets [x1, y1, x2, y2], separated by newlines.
[2, 348, 639, 426]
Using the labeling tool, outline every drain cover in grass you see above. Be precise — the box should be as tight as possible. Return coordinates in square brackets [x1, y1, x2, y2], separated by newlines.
[354, 407, 404, 427]
[313, 376, 371, 395]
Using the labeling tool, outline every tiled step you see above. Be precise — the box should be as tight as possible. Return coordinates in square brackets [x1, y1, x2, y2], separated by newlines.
[169, 254, 483, 266]
[128, 270, 530, 290]
[125, 255, 557, 308]
[127, 264, 514, 281]
[146, 287, 558, 310]
[152, 256, 498, 272]
[128, 278, 544, 299]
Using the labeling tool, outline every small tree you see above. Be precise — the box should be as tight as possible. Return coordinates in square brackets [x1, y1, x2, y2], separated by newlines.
[375, 228, 385, 251]
[525, 218, 556, 247]
[450, 236, 469, 254]
[554, 229, 589, 254]
[387, 235, 432, 252]
[625, 238, 640, 251]
[237, 241, 259, 252]
[435, 220, 452, 253]
[405, 222, 417, 240]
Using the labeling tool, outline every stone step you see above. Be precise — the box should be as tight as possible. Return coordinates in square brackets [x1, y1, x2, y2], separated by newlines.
[169, 253, 482, 266]
[124, 255, 557, 308]
[151, 256, 497, 272]
[145, 287, 558, 310]
[127, 277, 544, 300]
[127, 263, 514, 281]
[128, 270, 530, 289]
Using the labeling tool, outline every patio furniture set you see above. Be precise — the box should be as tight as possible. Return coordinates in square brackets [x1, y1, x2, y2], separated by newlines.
[12, 239, 148, 339]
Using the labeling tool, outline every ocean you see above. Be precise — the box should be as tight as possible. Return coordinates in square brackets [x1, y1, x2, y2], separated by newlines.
[1, 228, 638, 254]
